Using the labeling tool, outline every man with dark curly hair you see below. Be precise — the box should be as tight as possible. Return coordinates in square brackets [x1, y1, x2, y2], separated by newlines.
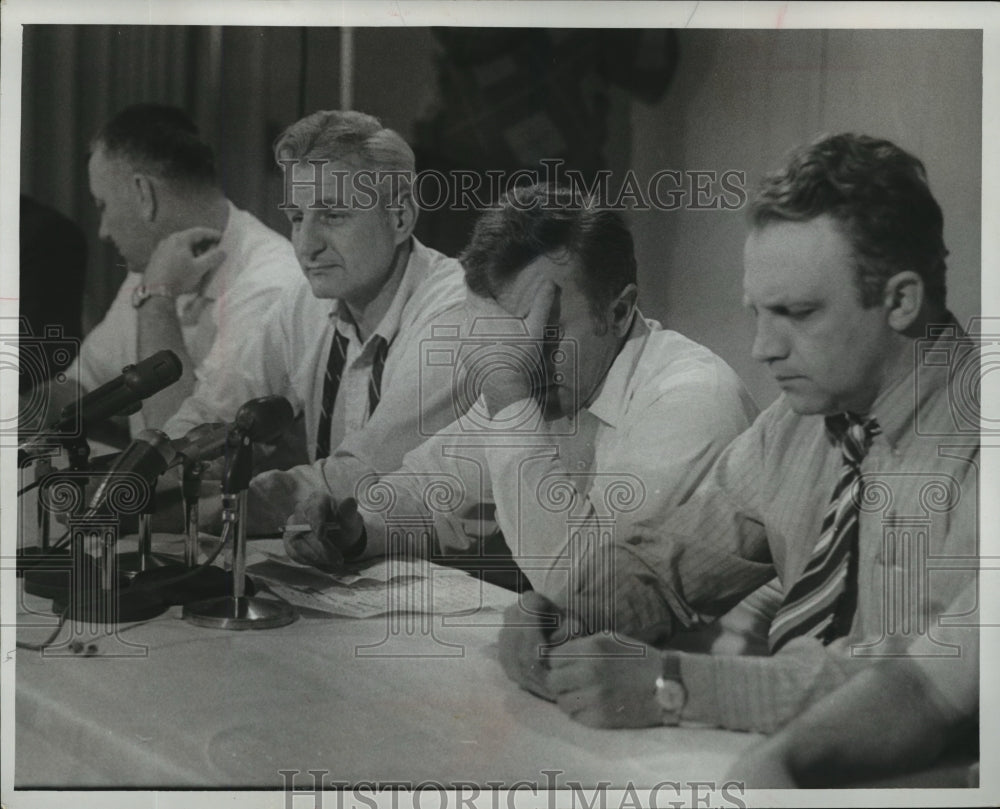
[496, 134, 979, 749]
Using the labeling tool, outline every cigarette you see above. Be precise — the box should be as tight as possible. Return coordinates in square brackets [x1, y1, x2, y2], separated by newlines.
[283, 524, 312, 533]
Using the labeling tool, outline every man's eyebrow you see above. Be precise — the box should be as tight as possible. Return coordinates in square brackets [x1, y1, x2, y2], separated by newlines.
[312, 191, 349, 208]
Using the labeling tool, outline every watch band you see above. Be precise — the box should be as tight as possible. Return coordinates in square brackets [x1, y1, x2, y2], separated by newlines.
[131, 284, 173, 309]
[654, 651, 686, 726]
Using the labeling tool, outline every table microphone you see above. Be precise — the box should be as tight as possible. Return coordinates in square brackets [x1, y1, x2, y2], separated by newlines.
[231, 395, 295, 443]
[183, 396, 298, 629]
[84, 429, 177, 518]
[19, 349, 183, 462]
[50, 429, 178, 623]
[133, 396, 295, 607]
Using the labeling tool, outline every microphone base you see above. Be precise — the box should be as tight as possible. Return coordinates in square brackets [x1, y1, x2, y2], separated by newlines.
[115, 551, 184, 581]
[52, 582, 168, 624]
[18, 548, 101, 601]
[182, 595, 297, 631]
[130, 564, 256, 606]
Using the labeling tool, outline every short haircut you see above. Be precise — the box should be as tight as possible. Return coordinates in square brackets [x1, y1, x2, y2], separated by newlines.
[92, 104, 216, 187]
[272, 110, 415, 196]
[461, 184, 637, 330]
[750, 133, 948, 309]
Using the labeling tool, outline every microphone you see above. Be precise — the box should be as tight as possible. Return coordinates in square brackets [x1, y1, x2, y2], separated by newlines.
[168, 396, 295, 469]
[85, 429, 177, 517]
[131, 398, 293, 611]
[169, 422, 229, 467]
[182, 395, 298, 629]
[232, 395, 295, 442]
[62, 350, 183, 431]
[19, 350, 183, 457]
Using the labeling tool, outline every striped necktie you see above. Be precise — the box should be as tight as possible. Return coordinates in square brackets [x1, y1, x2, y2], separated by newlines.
[315, 330, 350, 460]
[768, 413, 881, 653]
[367, 336, 389, 417]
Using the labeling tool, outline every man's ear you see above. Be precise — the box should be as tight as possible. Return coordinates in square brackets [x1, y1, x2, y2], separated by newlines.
[133, 174, 157, 222]
[609, 283, 638, 336]
[884, 271, 924, 332]
[387, 185, 418, 245]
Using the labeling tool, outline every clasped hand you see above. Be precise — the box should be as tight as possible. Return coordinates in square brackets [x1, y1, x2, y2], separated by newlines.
[144, 226, 225, 298]
[498, 591, 662, 728]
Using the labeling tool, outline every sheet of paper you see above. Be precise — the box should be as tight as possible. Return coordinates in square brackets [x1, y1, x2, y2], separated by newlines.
[244, 540, 432, 584]
[244, 542, 513, 618]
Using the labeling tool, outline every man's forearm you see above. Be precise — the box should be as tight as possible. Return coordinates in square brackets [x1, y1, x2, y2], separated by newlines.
[779, 662, 953, 786]
[137, 296, 197, 428]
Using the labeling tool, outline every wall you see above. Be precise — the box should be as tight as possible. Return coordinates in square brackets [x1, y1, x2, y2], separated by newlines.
[18, 26, 983, 405]
[18, 26, 442, 332]
[628, 29, 982, 408]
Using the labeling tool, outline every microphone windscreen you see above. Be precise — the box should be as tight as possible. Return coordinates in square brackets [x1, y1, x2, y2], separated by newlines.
[233, 396, 294, 443]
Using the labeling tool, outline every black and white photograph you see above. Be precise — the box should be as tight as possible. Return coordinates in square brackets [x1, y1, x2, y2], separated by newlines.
[1, 2, 997, 808]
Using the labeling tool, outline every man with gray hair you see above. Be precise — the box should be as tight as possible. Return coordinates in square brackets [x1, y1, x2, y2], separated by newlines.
[164, 109, 466, 529]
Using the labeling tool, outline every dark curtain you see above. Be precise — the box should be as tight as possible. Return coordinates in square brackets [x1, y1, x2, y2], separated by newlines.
[18, 25, 319, 333]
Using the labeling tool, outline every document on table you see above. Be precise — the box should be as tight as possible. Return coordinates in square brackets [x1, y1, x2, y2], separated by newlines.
[243, 542, 512, 618]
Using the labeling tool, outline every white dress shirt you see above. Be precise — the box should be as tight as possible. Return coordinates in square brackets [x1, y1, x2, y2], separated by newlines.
[354, 315, 759, 595]
[165, 238, 468, 530]
[69, 202, 301, 436]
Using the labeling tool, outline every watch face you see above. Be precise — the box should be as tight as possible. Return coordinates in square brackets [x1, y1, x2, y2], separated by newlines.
[655, 676, 686, 713]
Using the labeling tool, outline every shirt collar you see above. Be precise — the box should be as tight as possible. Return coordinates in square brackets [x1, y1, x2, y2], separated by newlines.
[866, 311, 966, 450]
[201, 201, 237, 300]
[328, 237, 427, 350]
[584, 312, 649, 429]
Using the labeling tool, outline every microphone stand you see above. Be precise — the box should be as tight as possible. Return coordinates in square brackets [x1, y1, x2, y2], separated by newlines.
[184, 460, 203, 566]
[129, 457, 255, 604]
[54, 515, 169, 625]
[18, 399, 141, 594]
[183, 428, 296, 629]
[21, 436, 101, 600]
[51, 438, 170, 623]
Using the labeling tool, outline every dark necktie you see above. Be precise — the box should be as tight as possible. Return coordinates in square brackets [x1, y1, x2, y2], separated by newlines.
[367, 336, 389, 417]
[768, 412, 881, 653]
[316, 332, 390, 460]
[315, 330, 350, 460]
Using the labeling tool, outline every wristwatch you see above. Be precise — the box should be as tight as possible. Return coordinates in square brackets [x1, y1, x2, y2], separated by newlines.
[654, 651, 686, 726]
[131, 284, 172, 309]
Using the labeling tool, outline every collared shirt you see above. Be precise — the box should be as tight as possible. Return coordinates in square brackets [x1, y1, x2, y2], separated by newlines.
[357, 315, 758, 595]
[582, 321, 979, 733]
[166, 238, 468, 530]
[70, 202, 301, 436]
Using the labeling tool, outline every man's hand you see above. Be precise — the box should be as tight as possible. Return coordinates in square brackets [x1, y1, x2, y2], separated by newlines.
[283, 491, 364, 572]
[547, 635, 662, 729]
[497, 590, 583, 701]
[143, 227, 225, 298]
[461, 278, 557, 417]
[723, 737, 797, 788]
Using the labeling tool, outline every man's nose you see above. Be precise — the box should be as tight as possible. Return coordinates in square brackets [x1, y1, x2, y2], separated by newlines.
[750, 315, 789, 364]
[295, 217, 326, 262]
